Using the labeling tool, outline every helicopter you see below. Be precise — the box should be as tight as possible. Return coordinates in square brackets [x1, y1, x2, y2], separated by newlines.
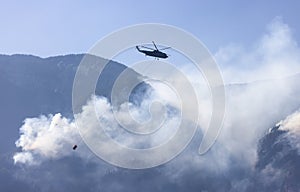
[136, 41, 170, 59]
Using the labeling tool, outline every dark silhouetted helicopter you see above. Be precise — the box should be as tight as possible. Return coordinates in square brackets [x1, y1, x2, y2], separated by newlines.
[136, 41, 170, 59]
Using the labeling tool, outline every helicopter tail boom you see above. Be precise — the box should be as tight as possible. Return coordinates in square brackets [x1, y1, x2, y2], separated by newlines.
[136, 46, 141, 52]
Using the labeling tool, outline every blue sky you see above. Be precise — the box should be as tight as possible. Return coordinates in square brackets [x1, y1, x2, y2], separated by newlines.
[1, 0, 300, 57]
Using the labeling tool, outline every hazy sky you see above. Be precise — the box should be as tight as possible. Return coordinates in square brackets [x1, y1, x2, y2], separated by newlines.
[1, 0, 300, 57]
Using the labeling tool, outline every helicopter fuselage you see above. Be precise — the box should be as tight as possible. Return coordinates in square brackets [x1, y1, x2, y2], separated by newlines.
[136, 46, 168, 59]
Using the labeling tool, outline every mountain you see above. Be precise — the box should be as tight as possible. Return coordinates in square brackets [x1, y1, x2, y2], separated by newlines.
[1, 54, 300, 192]
[0, 54, 154, 192]
[252, 125, 300, 191]
[0, 54, 145, 153]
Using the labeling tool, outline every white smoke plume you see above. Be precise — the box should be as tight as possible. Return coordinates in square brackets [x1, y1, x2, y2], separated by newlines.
[14, 89, 180, 165]
[160, 17, 300, 172]
[14, 113, 80, 165]
[279, 110, 300, 134]
[215, 17, 300, 83]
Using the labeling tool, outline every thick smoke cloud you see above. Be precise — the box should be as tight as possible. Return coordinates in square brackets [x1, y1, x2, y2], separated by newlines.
[12, 18, 300, 192]
[14, 86, 181, 165]
[279, 110, 300, 134]
[14, 113, 80, 165]
[216, 17, 300, 83]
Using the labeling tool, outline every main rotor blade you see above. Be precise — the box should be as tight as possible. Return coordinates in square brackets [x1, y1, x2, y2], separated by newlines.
[141, 46, 155, 50]
[160, 47, 171, 50]
[152, 41, 158, 50]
